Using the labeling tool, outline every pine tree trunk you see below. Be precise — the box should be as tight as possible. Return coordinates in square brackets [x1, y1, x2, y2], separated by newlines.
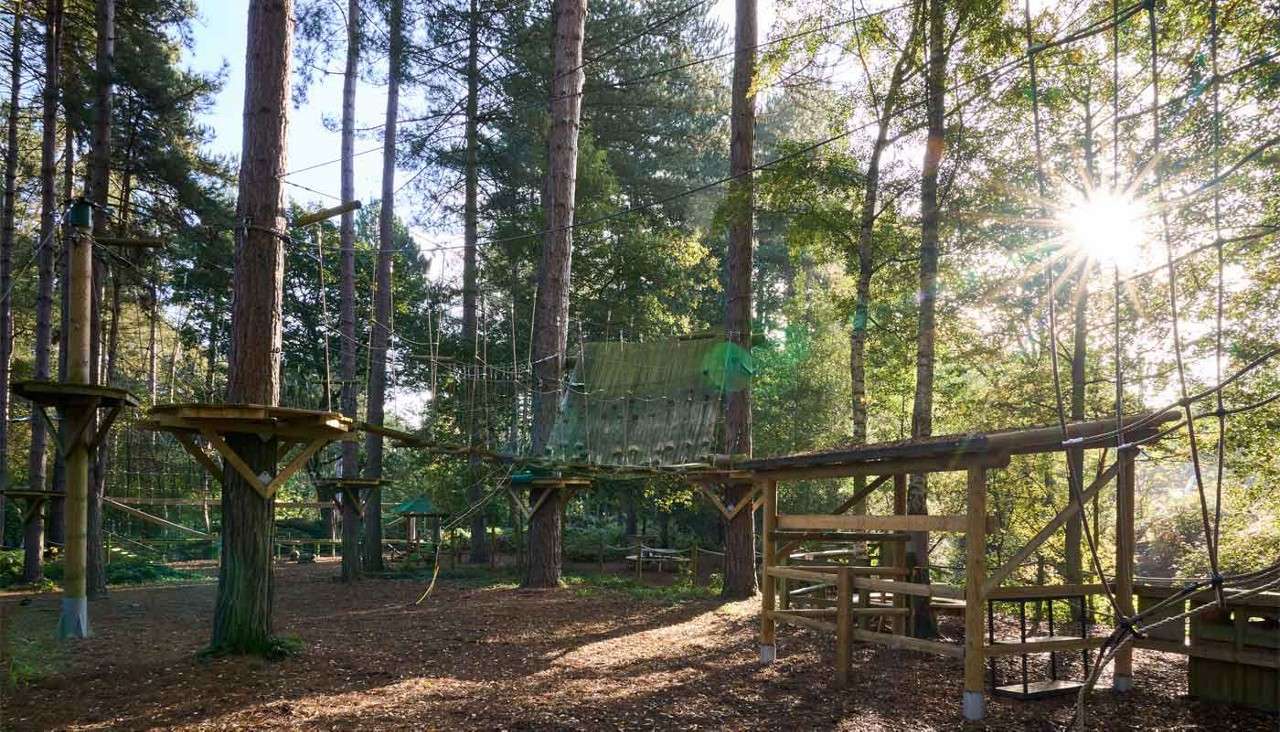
[525, 0, 587, 589]
[83, 0, 115, 601]
[363, 0, 401, 574]
[463, 0, 487, 564]
[908, 0, 945, 638]
[25, 0, 63, 582]
[721, 0, 757, 600]
[0, 2, 23, 547]
[211, 0, 292, 654]
[338, 0, 360, 581]
[48, 103, 73, 551]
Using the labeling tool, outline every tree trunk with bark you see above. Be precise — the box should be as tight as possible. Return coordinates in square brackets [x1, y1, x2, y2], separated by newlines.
[0, 2, 23, 547]
[211, 0, 292, 654]
[721, 0, 757, 600]
[337, 0, 361, 581]
[907, 0, 945, 638]
[525, 0, 587, 589]
[848, 9, 918, 543]
[24, 0, 63, 582]
[363, 0, 401, 574]
[463, 0, 488, 564]
[48, 99, 73, 552]
[84, 0, 115, 600]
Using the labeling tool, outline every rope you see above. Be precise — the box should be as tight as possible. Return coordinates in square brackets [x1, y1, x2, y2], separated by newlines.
[1025, 0, 1120, 617]
[1145, 1, 1223, 601]
[411, 466, 513, 606]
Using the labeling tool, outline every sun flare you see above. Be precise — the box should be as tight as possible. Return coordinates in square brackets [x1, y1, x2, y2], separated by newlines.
[1058, 189, 1149, 269]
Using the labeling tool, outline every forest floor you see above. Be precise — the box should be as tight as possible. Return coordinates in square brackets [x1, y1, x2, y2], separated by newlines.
[1, 558, 1275, 730]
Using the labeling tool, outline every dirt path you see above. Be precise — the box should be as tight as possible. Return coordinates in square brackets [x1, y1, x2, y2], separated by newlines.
[0, 561, 1272, 730]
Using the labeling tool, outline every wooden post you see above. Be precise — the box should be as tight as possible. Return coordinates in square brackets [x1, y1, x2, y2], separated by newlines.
[691, 542, 699, 585]
[58, 200, 93, 639]
[963, 466, 987, 721]
[598, 535, 605, 574]
[489, 525, 497, 568]
[1114, 448, 1136, 691]
[836, 565, 852, 687]
[893, 474, 908, 635]
[634, 535, 643, 581]
[760, 480, 777, 662]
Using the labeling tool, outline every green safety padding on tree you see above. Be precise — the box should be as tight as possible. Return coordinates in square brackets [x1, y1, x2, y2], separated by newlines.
[544, 336, 746, 467]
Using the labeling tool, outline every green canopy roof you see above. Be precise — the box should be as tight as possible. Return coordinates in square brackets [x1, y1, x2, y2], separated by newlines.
[543, 336, 748, 468]
[393, 494, 445, 516]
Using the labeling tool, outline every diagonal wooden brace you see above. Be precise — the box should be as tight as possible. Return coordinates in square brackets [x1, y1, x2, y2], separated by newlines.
[982, 460, 1121, 595]
[87, 405, 123, 450]
[174, 432, 226, 486]
[201, 428, 274, 500]
[263, 438, 329, 498]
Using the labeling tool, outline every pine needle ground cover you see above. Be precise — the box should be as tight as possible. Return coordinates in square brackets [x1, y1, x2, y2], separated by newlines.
[2, 559, 1274, 730]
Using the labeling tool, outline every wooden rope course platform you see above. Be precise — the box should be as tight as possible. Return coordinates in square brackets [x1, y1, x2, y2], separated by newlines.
[313, 477, 389, 517]
[140, 403, 353, 501]
[505, 476, 592, 520]
[11, 381, 139, 460]
[0, 488, 64, 523]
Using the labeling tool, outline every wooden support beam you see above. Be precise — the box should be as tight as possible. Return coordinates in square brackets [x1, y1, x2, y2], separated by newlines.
[852, 627, 965, 658]
[963, 465, 988, 721]
[263, 438, 329, 498]
[767, 566, 832, 584]
[774, 610, 838, 635]
[986, 583, 1107, 600]
[751, 452, 1008, 483]
[201, 428, 272, 500]
[173, 432, 225, 486]
[1115, 450, 1136, 691]
[777, 513, 985, 533]
[836, 567, 851, 687]
[982, 461, 1120, 595]
[760, 480, 778, 661]
[832, 474, 892, 515]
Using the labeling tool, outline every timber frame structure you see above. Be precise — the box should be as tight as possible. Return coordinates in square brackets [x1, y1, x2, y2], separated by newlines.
[721, 413, 1211, 721]
[139, 404, 354, 502]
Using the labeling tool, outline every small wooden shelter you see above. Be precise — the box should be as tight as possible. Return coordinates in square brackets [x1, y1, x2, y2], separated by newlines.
[696, 412, 1212, 721]
[392, 494, 448, 545]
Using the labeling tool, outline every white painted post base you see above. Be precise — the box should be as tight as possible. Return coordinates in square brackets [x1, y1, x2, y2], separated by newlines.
[58, 597, 89, 639]
[1113, 674, 1133, 692]
[759, 644, 776, 663]
[962, 691, 985, 721]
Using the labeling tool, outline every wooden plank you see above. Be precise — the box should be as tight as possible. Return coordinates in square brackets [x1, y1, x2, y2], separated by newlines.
[774, 611, 838, 635]
[694, 482, 730, 519]
[986, 583, 1107, 600]
[985, 636, 1107, 657]
[87, 404, 123, 450]
[964, 466, 987, 719]
[851, 576, 965, 600]
[1134, 638, 1280, 669]
[767, 566, 832, 584]
[851, 627, 965, 658]
[777, 513, 980, 533]
[983, 461, 1120, 594]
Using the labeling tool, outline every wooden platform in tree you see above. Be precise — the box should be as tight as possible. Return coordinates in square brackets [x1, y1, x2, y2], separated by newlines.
[0, 488, 64, 522]
[141, 403, 354, 501]
[11, 380, 140, 410]
[313, 477, 387, 516]
[11, 381, 139, 459]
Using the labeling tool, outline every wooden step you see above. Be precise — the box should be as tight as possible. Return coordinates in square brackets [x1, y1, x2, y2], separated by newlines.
[993, 679, 1085, 700]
